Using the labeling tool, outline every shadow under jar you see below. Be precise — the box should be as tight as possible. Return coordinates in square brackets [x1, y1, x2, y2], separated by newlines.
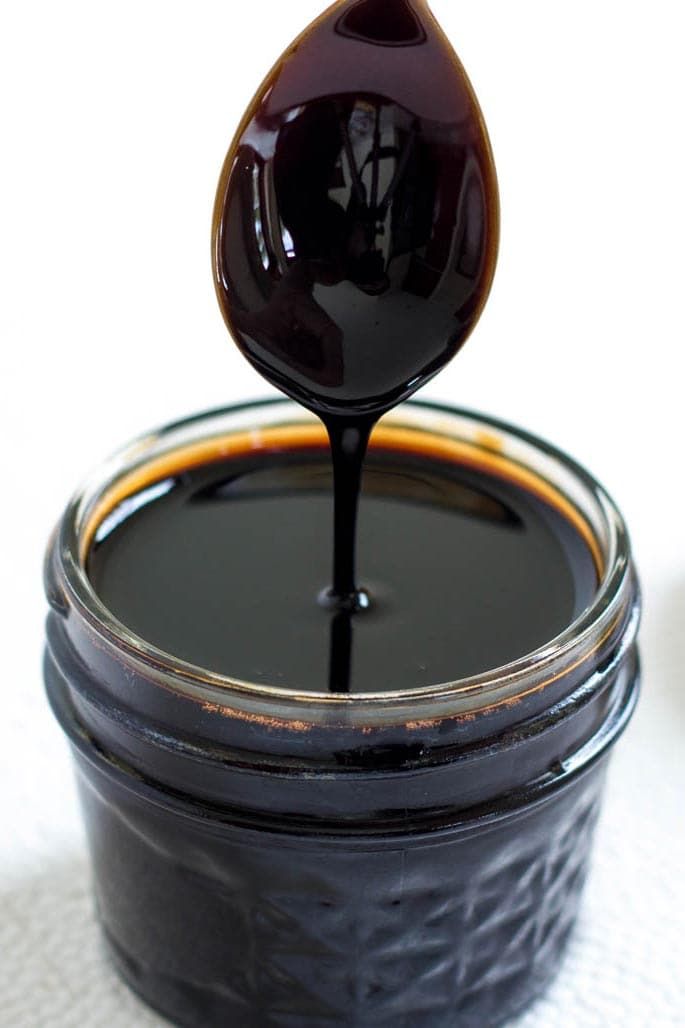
[44, 399, 640, 1028]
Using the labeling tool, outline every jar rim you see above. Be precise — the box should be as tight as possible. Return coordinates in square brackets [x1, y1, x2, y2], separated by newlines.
[51, 398, 637, 725]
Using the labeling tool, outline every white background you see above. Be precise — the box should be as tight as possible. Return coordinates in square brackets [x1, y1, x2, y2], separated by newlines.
[1, 1, 684, 1024]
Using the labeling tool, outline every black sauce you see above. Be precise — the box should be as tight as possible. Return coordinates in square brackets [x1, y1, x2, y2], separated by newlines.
[212, 0, 499, 605]
[88, 446, 597, 695]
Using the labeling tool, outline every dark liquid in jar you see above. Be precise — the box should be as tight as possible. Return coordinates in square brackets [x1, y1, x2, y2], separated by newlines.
[87, 435, 598, 695]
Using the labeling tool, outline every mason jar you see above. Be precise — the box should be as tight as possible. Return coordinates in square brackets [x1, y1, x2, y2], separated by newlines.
[44, 399, 640, 1027]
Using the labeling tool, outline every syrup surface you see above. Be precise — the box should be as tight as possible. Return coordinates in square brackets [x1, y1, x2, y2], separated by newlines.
[88, 446, 597, 694]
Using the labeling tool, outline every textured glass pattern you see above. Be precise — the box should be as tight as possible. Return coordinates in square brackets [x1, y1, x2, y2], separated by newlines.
[80, 759, 605, 1028]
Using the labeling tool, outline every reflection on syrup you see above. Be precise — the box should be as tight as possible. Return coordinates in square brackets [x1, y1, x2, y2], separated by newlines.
[212, 0, 500, 687]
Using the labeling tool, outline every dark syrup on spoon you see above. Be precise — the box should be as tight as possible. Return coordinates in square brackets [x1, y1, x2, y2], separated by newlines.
[212, 0, 500, 674]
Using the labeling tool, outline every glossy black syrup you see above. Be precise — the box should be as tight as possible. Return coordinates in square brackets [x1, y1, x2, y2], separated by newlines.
[212, 0, 499, 630]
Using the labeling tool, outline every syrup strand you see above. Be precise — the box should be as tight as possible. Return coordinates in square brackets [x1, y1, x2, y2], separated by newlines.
[328, 606, 353, 693]
[325, 414, 375, 604]
[211, 0, 500, 691]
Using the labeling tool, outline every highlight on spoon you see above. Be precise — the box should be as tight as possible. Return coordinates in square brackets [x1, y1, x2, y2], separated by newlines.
[212, 0, 500, 419]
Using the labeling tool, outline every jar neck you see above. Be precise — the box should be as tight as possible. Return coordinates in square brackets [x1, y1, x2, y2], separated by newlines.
[45, 586, 639, 826]
[49, 401, 634, 722]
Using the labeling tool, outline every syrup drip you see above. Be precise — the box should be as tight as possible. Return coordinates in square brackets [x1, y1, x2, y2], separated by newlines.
[212, 0, 499, 688]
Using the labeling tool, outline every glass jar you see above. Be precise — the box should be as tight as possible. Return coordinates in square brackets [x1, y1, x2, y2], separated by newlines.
[44, 399, 640, 1027]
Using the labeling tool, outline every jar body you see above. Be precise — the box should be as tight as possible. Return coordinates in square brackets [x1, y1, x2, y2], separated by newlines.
[71, 742, 608, 1028]
[44, 400, 640, 1027]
